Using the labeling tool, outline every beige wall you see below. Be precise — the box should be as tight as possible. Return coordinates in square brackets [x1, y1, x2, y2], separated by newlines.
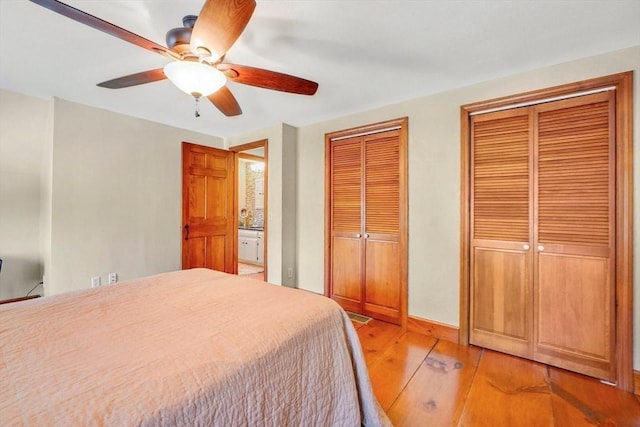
[0, 90, 52, 299]
[0, 91, 224, 297]
[295, 45, 640, 367]
[281, 124, 297, 287]
[48, 99, 224, 294]
[40, 93, 54, 298]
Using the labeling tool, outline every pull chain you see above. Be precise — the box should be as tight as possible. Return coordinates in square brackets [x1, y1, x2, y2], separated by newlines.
[194, 96, 201, 118]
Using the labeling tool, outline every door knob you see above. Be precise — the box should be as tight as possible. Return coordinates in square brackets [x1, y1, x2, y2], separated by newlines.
[523, 244, 530, 250]
[356, 233, 361, 238]
[183, 224, 189, 240]
[364, 234, 370, 238]
[537, 245, 545, 251]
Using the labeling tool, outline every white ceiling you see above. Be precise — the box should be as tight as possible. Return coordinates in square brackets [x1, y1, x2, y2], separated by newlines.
[1, 0, 639, 138]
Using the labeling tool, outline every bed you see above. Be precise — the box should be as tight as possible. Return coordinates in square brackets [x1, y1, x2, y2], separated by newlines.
[0, 268, 390, 426]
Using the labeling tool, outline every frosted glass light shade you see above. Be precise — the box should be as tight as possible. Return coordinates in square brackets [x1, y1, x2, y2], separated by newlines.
[163, 61, 226, 97]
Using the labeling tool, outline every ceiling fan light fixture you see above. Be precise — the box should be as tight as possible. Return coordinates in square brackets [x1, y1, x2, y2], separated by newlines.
[163, 61, 226, 98]
[191, 38, 221, 62]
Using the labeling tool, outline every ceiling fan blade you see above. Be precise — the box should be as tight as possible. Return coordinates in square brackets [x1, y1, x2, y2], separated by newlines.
[207, 86, 242, 117]
[218, 64, 318, 95]
[97, 69, 167, 89]
[191, 0, 256, 59]
[28, 0, 176, 59]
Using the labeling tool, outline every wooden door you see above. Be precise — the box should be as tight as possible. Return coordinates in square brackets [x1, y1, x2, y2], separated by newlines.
[532, 92, 615, 381]
[470, 108, 533, 358]
[329, 136, 364, 314]
[326, 118, 408, 326]
[470, 92, 616, 381]
[182, 142, 236, 272]
[363, 130, 403, 324]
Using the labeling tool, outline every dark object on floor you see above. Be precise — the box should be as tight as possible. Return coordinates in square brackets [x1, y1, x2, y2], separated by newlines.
[0, 295, 40, 305]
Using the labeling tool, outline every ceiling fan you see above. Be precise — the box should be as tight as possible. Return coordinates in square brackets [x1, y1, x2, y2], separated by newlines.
[28, 0, 319, 117]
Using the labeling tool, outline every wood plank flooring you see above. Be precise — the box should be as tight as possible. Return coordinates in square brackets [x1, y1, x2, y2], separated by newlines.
[238, 262, 264, 281]
[355, 319, 640, 426]
[243, 272, 264, 281]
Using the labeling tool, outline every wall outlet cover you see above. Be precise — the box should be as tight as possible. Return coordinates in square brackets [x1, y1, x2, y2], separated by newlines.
[107, 272, 117, 284]
[91, 276, 101, 288]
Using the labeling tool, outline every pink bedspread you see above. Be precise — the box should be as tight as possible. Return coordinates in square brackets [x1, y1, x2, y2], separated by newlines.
[0, 269, 390, 426]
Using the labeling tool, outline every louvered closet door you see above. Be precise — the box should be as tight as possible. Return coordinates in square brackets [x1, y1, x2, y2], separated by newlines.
[470, 91, 616, 381]
[470, 108, 533, 358]
[329, 136, 364, 314]
[533, 92, 615, 381]
[363, 130, 402, 324]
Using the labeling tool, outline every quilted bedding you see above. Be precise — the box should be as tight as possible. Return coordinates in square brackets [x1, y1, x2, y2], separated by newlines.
[0, 268, 390, 426]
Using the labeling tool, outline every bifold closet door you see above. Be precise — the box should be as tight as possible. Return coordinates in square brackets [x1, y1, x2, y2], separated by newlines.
[533, 92, 615, 381]
[470, 91, 616, 381]
[469, 108, 533, 358]
[328, 129, 403, 325]
[329, 136, 364, 314]
[362, 130, 402, 324]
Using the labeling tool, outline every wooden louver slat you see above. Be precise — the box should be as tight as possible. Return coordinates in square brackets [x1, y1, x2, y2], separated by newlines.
[365, 133, 400, 234]
[472, 114, 529, 242]
[331, 140, 362, 232]
[537, 101, 611, 246]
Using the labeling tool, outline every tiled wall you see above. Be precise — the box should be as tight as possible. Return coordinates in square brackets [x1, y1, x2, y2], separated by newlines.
[244, 162, 264, 227]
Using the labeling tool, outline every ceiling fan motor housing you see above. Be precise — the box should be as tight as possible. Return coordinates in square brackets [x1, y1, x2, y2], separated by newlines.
[166, 15, 198, 53]
[182, 15, 197, 28]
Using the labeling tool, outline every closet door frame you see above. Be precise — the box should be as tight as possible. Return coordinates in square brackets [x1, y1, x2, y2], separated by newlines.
[459, 72, 634, 392]
[324, 117, 409, 329]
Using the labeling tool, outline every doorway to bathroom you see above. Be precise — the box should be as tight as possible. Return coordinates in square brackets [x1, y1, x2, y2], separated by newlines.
[229, 139, 267, 282]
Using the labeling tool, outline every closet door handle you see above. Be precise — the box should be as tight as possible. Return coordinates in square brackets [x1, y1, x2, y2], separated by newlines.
[537, 245, 545, 251]
[523, 244, 530, 250]
[184, 224, 189, 240]
[356, 233, 362, 238]
[364, 234, 370, 239]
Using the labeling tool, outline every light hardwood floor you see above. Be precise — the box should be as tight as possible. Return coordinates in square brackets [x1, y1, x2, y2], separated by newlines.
[238, 262, 264, 281]
[355, 319, 640, 426]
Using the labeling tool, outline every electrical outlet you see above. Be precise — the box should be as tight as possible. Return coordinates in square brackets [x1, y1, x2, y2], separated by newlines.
[91, 276, 101, 288]
[107, 272, 117, 284]
[287, 267, 293, 279]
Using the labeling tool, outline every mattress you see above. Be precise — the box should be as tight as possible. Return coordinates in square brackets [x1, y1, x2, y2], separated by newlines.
[0, 268, 390, 426]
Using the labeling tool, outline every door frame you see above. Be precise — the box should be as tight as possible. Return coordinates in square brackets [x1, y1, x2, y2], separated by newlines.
[324, 117, 409, 329]
[229, 139, 268, 281]
[459, 72, 634, 391]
